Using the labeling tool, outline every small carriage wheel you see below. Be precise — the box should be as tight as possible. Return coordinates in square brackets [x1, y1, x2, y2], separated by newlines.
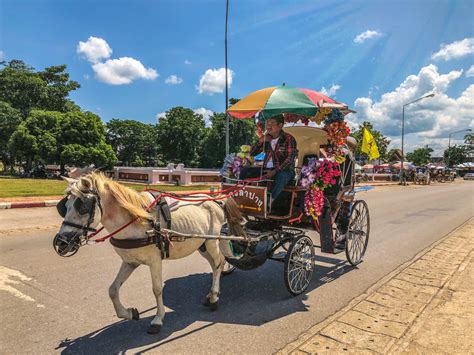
[284, 235, 315, 296]
[222, 260, 236, 275]
[345, 200, 370, 266]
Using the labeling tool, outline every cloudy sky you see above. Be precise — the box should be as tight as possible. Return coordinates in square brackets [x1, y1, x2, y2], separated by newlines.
[2, 0, 473, 155]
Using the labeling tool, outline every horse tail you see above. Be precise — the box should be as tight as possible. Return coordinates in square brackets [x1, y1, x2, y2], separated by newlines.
[223, 197, 246, 237]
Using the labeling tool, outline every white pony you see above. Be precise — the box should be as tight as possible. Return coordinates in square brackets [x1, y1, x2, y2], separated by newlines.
[54, 172, 244, 334]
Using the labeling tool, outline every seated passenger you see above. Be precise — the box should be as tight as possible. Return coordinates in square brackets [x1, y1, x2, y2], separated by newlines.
[239, 114, 297, 203]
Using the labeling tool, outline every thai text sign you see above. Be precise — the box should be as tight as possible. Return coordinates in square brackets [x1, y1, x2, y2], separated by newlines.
[222, 184, 267, 218]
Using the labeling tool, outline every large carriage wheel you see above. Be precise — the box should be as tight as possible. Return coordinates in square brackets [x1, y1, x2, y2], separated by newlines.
[284, 235, 315, 296]
[345, 200, 370, 266]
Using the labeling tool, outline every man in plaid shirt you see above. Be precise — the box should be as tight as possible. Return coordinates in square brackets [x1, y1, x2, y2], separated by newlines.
[240, 114, 297, 202]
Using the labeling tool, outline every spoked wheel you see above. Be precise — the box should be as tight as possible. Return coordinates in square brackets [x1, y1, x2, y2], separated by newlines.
[284, 235, 315, 296]
[345, 200, 370, 266]
[222, 260, 236, 275]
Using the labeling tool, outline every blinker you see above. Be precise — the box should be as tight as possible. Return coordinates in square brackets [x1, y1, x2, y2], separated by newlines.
[73, 196, 94, 215]
[56, 195, 95, 218]
[57, 197, 68, 218]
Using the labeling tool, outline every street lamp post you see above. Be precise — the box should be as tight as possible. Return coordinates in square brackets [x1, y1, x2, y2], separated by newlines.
[400, 93, 435, 185]
[224, 0, 230, 156]
[447, 128, 472, 167]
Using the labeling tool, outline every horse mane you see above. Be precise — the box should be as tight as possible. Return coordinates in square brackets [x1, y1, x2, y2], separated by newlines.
[74, 172, 152, 223]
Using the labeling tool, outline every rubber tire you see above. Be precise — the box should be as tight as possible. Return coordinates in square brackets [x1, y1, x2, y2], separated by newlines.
[284, 235, 315, 296]
[345, 200, 370, 266]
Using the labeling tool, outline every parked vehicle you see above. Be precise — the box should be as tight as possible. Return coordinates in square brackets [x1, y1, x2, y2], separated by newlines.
[463, 173, 474, 180]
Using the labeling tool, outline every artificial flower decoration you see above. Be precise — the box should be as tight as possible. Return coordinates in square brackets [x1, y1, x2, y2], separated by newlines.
[314, 107, 332, 124]
[300, 159, 342, 217]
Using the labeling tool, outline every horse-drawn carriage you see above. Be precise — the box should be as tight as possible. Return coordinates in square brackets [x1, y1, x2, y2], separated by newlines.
[414, 166, 430, 185]
[219, 88, 371, 295]
[52, 85, 370, 333]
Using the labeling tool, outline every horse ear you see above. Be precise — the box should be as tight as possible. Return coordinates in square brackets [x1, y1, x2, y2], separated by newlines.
[61, 176, 78, 185]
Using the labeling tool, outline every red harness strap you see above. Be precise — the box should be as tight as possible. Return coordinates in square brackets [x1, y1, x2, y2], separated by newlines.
[89, 177, 263, 243]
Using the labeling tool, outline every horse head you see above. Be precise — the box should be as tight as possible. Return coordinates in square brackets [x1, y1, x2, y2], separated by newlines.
[53, 175, 103, 257]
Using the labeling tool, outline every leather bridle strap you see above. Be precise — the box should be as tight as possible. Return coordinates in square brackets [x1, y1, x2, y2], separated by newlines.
[62, 220, 98, 232]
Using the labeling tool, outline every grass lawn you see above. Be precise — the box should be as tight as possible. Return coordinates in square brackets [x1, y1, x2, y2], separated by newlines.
[0, 176, 217, 198]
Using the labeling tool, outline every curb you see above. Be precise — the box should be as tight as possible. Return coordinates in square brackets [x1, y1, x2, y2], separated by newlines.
[277, 217, 474, 354]
[0, 200, 60, 209]
[0, 189, 216, 209]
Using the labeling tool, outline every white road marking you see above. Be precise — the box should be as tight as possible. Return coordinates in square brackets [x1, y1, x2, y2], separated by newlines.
[0, 266, 45, 307]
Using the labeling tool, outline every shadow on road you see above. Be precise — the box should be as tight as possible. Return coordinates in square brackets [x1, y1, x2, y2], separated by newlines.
[56, 254, 355, 354]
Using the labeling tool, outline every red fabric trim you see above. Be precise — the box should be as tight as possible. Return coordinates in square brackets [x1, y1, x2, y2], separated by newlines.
[298, 88, 336, 104]
[227, 110, 259, 119]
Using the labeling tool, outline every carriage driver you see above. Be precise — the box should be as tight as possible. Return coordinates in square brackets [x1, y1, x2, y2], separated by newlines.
[239, 114, 297, 204]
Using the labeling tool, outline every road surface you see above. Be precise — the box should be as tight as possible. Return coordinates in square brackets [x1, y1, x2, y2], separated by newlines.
[0, 181, 472, 353]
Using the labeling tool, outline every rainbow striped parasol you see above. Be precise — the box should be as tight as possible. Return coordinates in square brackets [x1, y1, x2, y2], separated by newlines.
[227, 85, 353, 120]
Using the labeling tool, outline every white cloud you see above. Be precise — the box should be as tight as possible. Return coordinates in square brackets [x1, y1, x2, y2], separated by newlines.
[432, 38, 474, 61]
[354, 30, 382, 44]
[466, 65, 474, 77]
[348, 64, 473, 154]
[77, 36, 112, 63]
[156, 112, 166, 122]
[198, 68, 234, 95]
[92, 57, 158, 85]
[320, 84, 341, 97]
[165, 75, 183, 85]
[83, 74, 90, 80]
[194, 107, 214, 127]
[156, 108, 214, 126]
[184, 59, 192, 65]
[0, 51, 4, 60]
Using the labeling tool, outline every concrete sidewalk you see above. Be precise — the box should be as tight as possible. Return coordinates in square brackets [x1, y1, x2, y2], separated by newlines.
[278, 218, 474, 354]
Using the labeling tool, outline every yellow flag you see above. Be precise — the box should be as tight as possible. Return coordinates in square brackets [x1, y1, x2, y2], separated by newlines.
[361, 128, 380, 160]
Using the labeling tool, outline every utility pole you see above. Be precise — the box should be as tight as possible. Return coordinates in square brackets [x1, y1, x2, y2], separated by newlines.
[225, 0, 230, 156]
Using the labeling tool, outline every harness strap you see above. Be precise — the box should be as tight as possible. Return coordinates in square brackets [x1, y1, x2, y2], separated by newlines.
[110, 235, 157, 249]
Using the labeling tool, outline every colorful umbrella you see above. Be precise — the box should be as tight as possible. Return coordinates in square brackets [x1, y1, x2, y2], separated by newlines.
[227, 85, 352, 120]
[391, 161, 415, 170]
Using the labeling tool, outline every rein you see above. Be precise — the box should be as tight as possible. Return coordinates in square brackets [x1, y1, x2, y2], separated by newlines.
[87, 177, 263, 244]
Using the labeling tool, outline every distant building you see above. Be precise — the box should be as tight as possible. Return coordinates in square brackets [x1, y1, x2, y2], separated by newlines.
[108, 164, 221, 185]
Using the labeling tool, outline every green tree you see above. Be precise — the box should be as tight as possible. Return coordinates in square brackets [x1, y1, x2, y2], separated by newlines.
[106, 119, 159, 166]
[156, 107, 206, 167]
[38, 65, 80, 112]
[60, 142, 117, 170]
[200, 113, 257, 168]
[8, 124, 38, 171]
[350, 121, 391, 161]
[444, 145, 468, 167]
[58, 111, 117, 171]
[0, 60, 48, 117]
[0, 60, 80, 116]
[406, 146, 433, 166]
[23, 110, 62, 164]
[0, 101, 22, 171]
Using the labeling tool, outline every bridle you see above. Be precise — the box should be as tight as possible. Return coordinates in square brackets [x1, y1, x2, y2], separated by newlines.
[62, 190, 102, 233]
[54, 189, 103, 256]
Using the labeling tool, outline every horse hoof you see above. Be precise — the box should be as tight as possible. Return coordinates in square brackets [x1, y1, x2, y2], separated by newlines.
[209, 300, 219, 312]
[202, 297, 211, 307]
[130, 308, 140, 321]
[147, 324, 162, 334]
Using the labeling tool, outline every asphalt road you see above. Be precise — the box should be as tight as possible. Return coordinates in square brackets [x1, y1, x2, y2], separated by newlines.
[0, 181, 472, 354]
